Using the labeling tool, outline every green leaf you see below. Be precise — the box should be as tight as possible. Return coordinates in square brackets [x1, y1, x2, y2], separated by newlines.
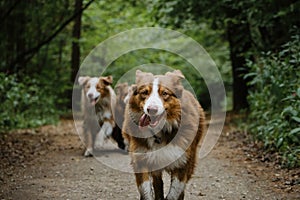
[281, 106, 298, 117]
[276, 137, 283, 148]
[290, 127, 300, 135]
[244, 72, 257, 79]
[291, 116, 300, 123]
[297, 88, 300, 98]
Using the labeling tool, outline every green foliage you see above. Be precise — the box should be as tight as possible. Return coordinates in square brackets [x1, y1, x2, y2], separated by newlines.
[80, 1, 231, 110]
[0, 73, 60, 132]
[0, 1, 77, 131]
[0, 0, 74, 73]
[246, 35, 300, 168]
[148, 0, 300, 52]
[81, 0, 152, 58]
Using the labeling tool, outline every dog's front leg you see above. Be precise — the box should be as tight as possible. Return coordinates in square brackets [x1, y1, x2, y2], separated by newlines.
[135, 172, 154, 200]
[165, 170, 187, 200]
[83, 120, 93, 156]
[94, 121, 113, 149]
[84, 131, 93, 156]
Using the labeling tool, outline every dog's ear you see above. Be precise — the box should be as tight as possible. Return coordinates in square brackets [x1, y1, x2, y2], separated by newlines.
[78, 76, 90, 86]
[131, 84, 138, 96]
[136, 70, 153, 85]
[100, 75, 113, 86]
[165, 70, 185, 98]
[165, 70, 185, 81]
[124, 84, 137, 104]
[136, 70, 143, 77]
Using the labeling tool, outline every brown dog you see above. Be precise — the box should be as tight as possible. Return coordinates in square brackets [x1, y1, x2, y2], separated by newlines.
[122, 70, 206, 200]
[78, 76, 125, 156]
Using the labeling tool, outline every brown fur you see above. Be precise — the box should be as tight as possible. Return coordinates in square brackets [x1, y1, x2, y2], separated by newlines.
[95, 76, 126, 150]
[78, 75, 125, 156]
[122, 70, 206, 200]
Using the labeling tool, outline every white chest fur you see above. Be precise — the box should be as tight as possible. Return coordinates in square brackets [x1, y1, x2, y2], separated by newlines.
[136, 141, 187, 171]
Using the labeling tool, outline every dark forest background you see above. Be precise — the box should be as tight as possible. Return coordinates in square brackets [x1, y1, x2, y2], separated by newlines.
[0, 0, 299, 167]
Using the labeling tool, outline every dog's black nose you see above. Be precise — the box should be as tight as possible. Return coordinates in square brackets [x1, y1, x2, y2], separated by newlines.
[147, 106, 158, 115]
[88, 93, 93, 98]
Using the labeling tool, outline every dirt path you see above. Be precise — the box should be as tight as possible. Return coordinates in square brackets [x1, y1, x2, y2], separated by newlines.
[0, 119, 299, 200]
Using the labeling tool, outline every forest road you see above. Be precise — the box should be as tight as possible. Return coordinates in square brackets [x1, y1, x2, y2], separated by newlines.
[0, 119, 299, 200]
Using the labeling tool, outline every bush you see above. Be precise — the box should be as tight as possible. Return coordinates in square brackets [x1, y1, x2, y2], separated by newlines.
[0, 73, 60, 132]
[246, 35, 300, 168]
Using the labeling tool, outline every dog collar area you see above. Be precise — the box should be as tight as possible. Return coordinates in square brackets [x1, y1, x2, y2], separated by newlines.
[150, 130, 162, 144]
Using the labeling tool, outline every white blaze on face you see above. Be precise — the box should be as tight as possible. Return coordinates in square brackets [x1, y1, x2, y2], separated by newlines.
[144, 78, 164, 116]
[86, 78, 100, 100]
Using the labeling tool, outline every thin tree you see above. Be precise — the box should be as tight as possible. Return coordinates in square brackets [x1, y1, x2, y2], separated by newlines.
[71, 0, 83, 84]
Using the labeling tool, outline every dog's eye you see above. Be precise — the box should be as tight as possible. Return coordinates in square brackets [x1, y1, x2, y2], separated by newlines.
[161, 90, 171, 100]
[139, 89, 149, 98]
[162, 91, 169, 97]
[140, 90, 149, 95]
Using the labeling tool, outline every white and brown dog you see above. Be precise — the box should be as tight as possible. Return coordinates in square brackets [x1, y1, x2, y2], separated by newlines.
[122, 70, 206, 200]
[78, 75, 125, 156]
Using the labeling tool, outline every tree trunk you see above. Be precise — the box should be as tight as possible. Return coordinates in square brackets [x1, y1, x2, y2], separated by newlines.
[227, 22, 252, 111]
[4, 0, 26, 74]
[69, 0, 83, 110]
[15, 2, 26, 74]
[71, 0, 83, 84]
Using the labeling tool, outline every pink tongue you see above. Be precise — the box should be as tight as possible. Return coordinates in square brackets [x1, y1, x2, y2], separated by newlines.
[139, 114, 151, 127]
[91, 99, 96, 105]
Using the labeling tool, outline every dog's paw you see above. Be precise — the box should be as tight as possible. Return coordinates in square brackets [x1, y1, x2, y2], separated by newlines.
[84, 148, 93, 157]
[124, 140, 129, 151]
[94, 135, 105, 149]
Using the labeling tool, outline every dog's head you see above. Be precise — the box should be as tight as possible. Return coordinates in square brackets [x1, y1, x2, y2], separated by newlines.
[78, 76, 100, 106]
[129, 70, 184, 130]
[96, 75, 113, 99]
[78, 75, 113, 106]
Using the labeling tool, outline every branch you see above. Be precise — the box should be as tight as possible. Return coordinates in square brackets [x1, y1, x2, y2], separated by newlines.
[9, 0, 95, 69]
[0, 0, 21, 24]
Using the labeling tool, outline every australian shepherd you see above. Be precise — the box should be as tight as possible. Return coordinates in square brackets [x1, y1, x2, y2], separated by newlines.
[78, 75, 125, 156]
[113, 82, 130, 149]
[122, 70, 206, 200]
